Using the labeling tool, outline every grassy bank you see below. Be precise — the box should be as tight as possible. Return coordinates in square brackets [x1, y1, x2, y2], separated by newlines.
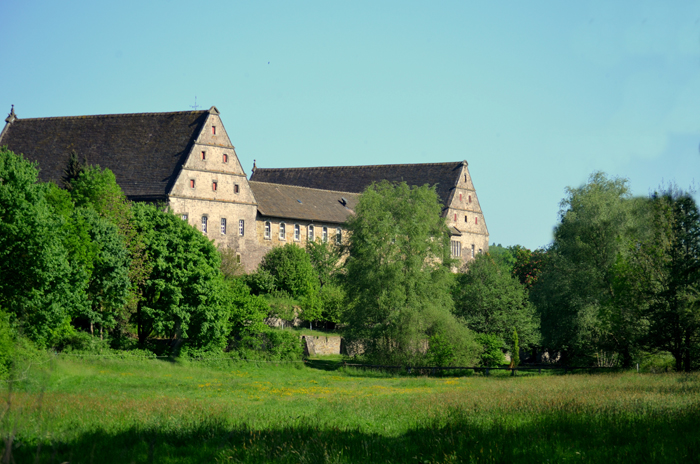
[3, 356, 699, 463]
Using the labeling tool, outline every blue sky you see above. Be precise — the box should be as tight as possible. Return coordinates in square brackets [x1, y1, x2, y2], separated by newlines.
[2, 1, 700, 249]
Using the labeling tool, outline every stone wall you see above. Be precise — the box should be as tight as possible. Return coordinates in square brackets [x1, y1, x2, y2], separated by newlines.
[302, 335, 343, 356]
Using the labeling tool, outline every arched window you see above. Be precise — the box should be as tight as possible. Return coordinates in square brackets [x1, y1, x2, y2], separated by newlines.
[201, 216, 208, 233]
[294, 224, 300, 241]
[322, 227, 328, 242]
[279, 223, 286, 240]
[308, 225, 315, 242]
[336, 228, 342, 244]
[264, 221, 271, 240]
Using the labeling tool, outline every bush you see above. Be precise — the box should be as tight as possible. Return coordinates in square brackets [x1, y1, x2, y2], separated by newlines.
[235, 328, 303, 361]
[475, 333, 506, 367]
[639, 351, 675, 373]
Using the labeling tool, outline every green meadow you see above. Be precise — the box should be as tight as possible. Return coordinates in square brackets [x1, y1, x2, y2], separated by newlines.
[4, 356, 700, 463]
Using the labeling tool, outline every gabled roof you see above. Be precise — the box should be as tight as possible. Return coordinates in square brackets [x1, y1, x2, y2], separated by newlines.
[0, 108, 210, 200]
[249, 181, 360, 223]
[249, 161, 465, 207]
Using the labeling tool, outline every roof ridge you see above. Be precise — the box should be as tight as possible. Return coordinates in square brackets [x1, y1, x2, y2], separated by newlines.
[13, 110, 208, 122]
[253, 161, 463, 172]
[248, 180, 360, 196]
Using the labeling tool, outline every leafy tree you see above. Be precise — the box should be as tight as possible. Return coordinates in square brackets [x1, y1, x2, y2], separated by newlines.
[344, 181, 480, 365]
[453, 253, 540, 349]
[510, 245, 549, 290]
[306, 239, 343, 287]
[512, 329, 520, 368]
[488, 244, 516, 272]
[0, 148, 77, 345]
[633, 190, 700, 371]
[131, 203, 228, 349]
[530, 172, 647, 366]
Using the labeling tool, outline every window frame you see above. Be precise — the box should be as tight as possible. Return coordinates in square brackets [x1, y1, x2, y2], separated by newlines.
[181, 213, 188, 221]
[212, 181, 218, 191]
[234, 184, 240, 194]
[239, 219, 245, 237]
[294, 224, 300, 241]
[201, 216, 208, 233]
[201, 151, 206, 160]
[223, 153, 229, 163]
[221, 217, 227, 234]
[264, 221, 271, 240]
[279, 222, 286, 240]
[308, 224, 315, 242]
[322, 227, 328, 243]
[336, 227, 342, 244]
[189, 179, 195, 189]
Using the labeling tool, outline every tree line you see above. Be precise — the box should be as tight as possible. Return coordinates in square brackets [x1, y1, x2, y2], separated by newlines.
[1, 146, 698, 371]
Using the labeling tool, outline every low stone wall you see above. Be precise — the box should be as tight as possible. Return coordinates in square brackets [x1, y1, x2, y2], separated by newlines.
[302, 336, 343, 356]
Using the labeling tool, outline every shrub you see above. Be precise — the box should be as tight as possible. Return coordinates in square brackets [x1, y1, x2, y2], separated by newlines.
[475, 333, 506, 367]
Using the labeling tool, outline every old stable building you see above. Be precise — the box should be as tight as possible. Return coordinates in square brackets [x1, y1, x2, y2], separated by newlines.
[0, 106, 489, 271]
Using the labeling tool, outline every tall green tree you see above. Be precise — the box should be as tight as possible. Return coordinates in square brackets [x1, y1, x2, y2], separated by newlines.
[0, 148, 77, 345]
[531, 172, 647, 366]
[344, 181, 479, 365]
[635, 190, 700, 371]
[131, 203, 228, 349]
[453, 253, 540, 349]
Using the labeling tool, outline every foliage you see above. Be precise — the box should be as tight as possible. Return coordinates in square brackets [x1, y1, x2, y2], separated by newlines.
[475, 333, 506, 367]
[305, 239, 343, 287]
[259, 244, 318, 299]
[488, 243, 516, 272]
[235, 327, 304, 361]
[224, 277, 269, 341]
[219, 246, 245, 279]
[453, 254, 540, 349]
[131, 203, 229, 350]
[531, 172, 645, 366]
[510, 245, 549, 290]
[512, 328, 520, 368]
[344, 181, 479, 365]
[0, 148, 77, 345]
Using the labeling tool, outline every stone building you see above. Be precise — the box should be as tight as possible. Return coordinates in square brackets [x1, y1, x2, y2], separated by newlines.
[0, 106, 489, 271]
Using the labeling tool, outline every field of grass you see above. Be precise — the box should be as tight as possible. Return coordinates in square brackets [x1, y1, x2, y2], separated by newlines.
[3, 355, 699, 463]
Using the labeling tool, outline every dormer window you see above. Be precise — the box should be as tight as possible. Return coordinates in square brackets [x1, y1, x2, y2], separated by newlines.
[201, 151, 206, 160]
[212, 126, 216, 135]
[223, 153, 229, 163]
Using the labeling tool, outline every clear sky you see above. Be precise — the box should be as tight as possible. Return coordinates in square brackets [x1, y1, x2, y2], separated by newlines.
[2, 1, 699, 250]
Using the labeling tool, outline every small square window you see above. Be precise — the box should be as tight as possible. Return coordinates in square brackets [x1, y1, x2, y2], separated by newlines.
[221, 218, 226, 234]
[236, 254, 241, 263]
[212, 126, 216, 135]
[190, 179, 195, 189]
[181, 213, 188, 221]
[239, 219, 245, 236]
[201, 216, 208, 233]
[212, 181, 218, 191]
[223, 153, 229, 163]
[234, 184, 240, 194]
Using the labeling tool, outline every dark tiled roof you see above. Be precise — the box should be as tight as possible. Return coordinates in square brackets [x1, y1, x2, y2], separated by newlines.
[0, 109, 208, 200]
[249, 161, 465, 207]
[249, 181, 360, 223]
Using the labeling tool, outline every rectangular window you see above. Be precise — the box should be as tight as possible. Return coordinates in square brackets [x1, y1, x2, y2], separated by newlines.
[264, 221, 271, 240]
[459, 193, 462, 202]
[469, 195, 472, 203]
[471, 244, 475, 258]
[190, 179, 195, 189]
[212, 126, 216, 135]
[201, 216, 208, 233]
[475, 217, 478, 225]
[454, 213, 457, 221]
[279, 223, 286, 240]
[181, 214, 188, 221]
[451, 241, 461, 257]
[465, 215, 468, 222]
[234, 184, 239, 194]
[236, 254, 241, 263]
[239, 219, 244, 236]
[221, 218, 226, 234]
[223, 154, 229, 163]
[336, 227, 342, 244]
[201, 151, 206, 160]
[294, 224, 300, 241]
[322, 227, 328, 242]
[308, 225, 315, 242]
[212, 181, 218, 191]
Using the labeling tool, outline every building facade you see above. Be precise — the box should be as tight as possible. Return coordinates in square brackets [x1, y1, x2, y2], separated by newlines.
[0, 106, 489, 271]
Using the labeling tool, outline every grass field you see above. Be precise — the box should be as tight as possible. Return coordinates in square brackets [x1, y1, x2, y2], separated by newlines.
[3, 355, 699, 463]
